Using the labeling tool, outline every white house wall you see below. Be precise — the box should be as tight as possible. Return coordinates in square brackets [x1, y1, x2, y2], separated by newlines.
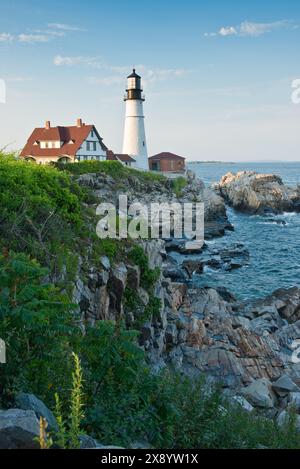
[76, 130, 107, 161]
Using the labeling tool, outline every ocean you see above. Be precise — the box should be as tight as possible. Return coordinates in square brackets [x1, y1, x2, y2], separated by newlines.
[188, 162, 300, 300]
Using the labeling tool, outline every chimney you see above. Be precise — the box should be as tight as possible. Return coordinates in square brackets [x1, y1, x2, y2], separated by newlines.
[77, 118, 83, 128]
[45, 121, 51, 130]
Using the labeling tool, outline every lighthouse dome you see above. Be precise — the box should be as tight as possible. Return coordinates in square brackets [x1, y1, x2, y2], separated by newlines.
[127, 68, 141, 79]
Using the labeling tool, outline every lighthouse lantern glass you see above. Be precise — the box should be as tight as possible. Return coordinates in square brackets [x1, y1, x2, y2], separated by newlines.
[128, 77, 141, 90]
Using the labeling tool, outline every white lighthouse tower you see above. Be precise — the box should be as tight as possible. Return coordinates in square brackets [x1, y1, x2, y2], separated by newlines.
[122, 69, 148, 170]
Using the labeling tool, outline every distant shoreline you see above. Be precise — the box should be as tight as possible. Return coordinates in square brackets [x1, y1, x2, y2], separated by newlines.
[187, 161, 297, 164]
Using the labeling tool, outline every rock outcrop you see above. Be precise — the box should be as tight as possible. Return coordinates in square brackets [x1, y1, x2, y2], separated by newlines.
[218, 171, 300, 214]
[0, 409, 40, 449]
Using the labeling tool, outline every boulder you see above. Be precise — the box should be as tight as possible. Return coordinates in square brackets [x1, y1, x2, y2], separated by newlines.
[288, 392, 300, 411]
[218, 171, 300, 214]
[272, 375, 300, 396]
[15, 393, 58, 432]
[276, 411, 300, 432]
[232, 395, 254, 413]
[241, 379, 276, 408]
[0, 409, 39, 449]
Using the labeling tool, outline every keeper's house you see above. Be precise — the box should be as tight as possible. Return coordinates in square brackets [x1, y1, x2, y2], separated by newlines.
[20, 119, 108, 164]
[148, 152, 186, 174]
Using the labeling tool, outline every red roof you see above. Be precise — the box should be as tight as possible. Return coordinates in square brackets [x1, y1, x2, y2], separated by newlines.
[20, 121, 107, 158]
[106, 150, 136, 163]
[148, 152, 186, 161]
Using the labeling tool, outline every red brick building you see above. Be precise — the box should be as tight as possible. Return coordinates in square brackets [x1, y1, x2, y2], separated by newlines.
[148, 152, 186, 173]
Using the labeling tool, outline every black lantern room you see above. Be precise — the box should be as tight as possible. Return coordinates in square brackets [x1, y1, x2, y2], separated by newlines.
[124, 69, 145, 101]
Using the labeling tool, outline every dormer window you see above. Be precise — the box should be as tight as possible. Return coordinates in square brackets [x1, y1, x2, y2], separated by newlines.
[40, 141, 61, 149]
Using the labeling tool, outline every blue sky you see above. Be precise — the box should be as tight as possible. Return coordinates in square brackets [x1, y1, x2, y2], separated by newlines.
[0, 0, 300, 161]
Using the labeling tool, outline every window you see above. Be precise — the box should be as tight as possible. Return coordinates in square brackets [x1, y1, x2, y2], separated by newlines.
[93, 142, 97, 151]
[45, 142, 49, 148]
[51, 142, 56, 149]
[87, 142, 91, 151]
[91, 130, 94, 138]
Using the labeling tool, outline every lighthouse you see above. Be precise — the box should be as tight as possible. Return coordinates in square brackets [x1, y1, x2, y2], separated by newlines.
[122, 69, 148, 170]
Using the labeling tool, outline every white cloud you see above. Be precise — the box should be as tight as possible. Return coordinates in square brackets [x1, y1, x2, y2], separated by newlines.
[48, 23, 84, 32]
[0, 22, 84, 45]
[18, 33, 50, 43]
[0, 33, 14, 42]
[205, 19, 294, 38]
[53, 55, 105, 68]
[239, 20, 289, 36]
[219, 26, 237, 36]
[54, 56, 190, 87]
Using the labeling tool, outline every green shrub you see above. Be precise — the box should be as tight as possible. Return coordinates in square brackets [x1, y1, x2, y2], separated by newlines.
[0, 252, 78, 405]
[128, 246, 160, 290]
[171, 176, 187, 197]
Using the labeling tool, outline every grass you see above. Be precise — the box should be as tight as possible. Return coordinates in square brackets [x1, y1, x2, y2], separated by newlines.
[56, 160, 167, 184]
[171, 176, 188, 197]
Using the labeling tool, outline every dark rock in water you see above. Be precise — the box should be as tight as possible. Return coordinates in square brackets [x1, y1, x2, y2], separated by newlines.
[181, 259, 204, 277]
[165, 239, 205, 254]
[265, 218, 287, 226]
[216, 287, 237, 303]
[163, 266, 189, 282]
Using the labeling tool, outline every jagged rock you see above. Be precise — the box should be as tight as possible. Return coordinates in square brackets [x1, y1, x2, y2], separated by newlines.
[100, 256, 111, 271]
[271, 288, 300, 323]
[0, 409, 39, 449]
[219, 244, 250, 269]
[272, 375, 300, 396]
[241, 379, 276, 408]
[127, 265, 140, 290]
[15, 393, 58, 432]
[95, 286, 110, 320]
[140, 323, 154, 343]
[165, 324, 178, 346]
[79, 434, 124, 449]
[276, 410, 300, 431]
[168, 283, 187, 311]
[163, 266, 189, 282]
[181, 259, 204, 277]
[288, 392, 300, 411]
[108, 263, 127, 316]
[185, 318, 206, 349]
[138, 287, 149, 306]
[232, 395, 254, 412]
[218, 171, 300, 214]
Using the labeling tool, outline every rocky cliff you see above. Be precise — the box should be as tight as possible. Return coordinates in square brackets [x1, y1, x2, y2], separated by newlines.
[71, 168, 300, 421]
